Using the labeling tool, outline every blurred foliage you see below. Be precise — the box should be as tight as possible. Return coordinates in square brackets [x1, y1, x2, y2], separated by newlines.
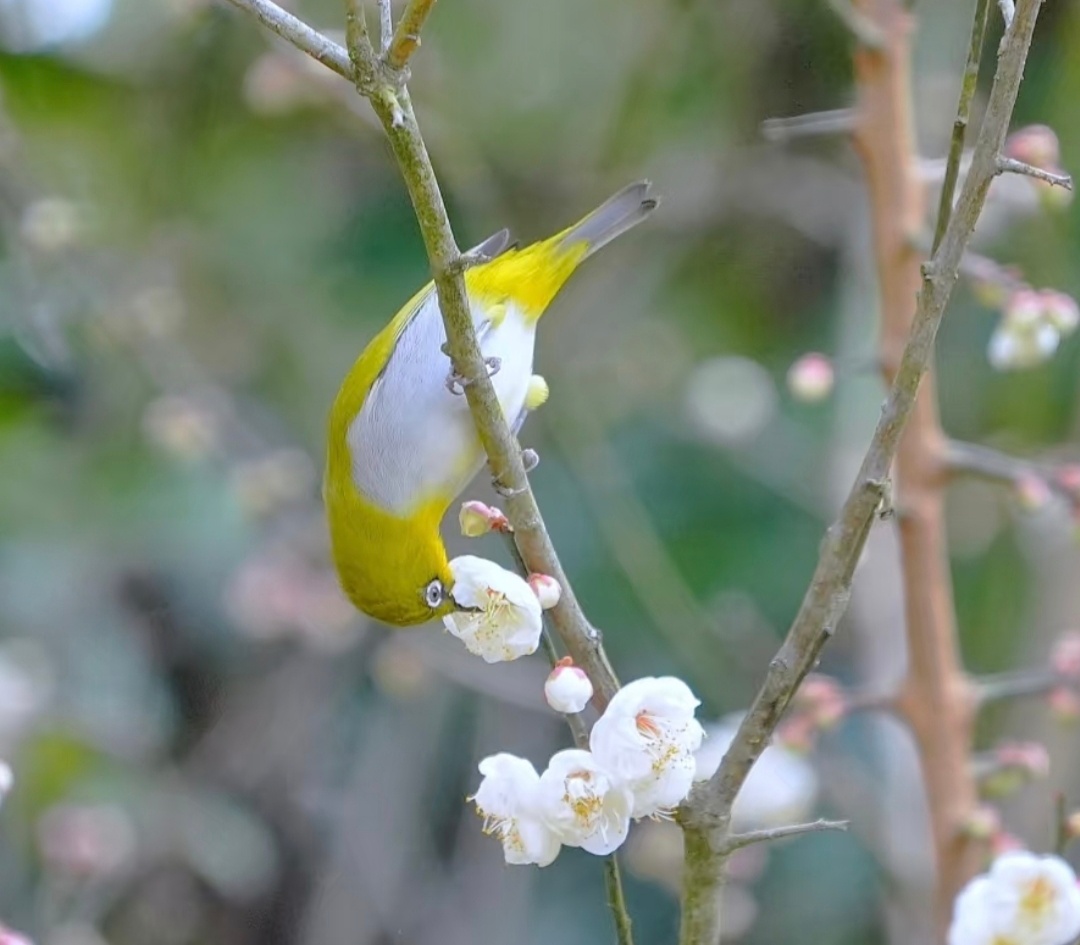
[0, 0, 1079, 943]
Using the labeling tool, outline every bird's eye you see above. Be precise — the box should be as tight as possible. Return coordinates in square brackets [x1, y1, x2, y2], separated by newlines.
[423, 579, 445, 609]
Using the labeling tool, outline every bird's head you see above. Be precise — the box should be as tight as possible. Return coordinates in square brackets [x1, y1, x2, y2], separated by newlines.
[328, 490, 458, 627]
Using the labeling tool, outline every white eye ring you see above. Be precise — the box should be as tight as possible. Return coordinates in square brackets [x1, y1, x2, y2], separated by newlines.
[424, 579, 445, 609]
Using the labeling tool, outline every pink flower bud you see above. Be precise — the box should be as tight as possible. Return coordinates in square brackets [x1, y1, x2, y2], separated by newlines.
[1048, 686, 1080, 723]
[1051, 631, 1080, 680]
[1004, 288, 1044, 327]
[544, 657, 593, 714]
[0, 925, 34, 945]
[1015, 474, 1052, 512]
[458, 500, 511, 537]
[962, 804, 1002, 840]
[1004, 124, 1061, 170]
[1065, 810, 1080, 841]
[995, 741, 1050, 780]
[793, 674, 846, 728]
[990, 831, 1025, 856]
[1056, 467, 1080, 498]
[528, 573, 562, 610]
[1041, 290, 1080, 335]
[786, 353, 834, 403]
[776, 714, 816, 754]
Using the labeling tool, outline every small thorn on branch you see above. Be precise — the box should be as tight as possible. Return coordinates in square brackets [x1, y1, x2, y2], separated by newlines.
[721, 818, 850, 855]
[996, 156, 1073, 190]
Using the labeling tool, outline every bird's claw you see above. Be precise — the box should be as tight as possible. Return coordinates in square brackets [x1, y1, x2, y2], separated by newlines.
[445, 357, 501, 395]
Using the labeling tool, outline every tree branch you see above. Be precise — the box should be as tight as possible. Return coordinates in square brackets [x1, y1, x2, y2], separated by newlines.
[222, 0, 352, 80]
[222, 0, 630, 934]
[385, 0, 438, 70]
[996, 155, 1074, 189]
[932, 0, 991, 253]
[677, 0, 1048, 941]
[721, 818, 849, 854]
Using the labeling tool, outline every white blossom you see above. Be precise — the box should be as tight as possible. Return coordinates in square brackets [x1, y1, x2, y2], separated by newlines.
[948, 851, 1080, 945]
[988, 319, 1060, 370]
[544, 660, 594, 714]
[470, 754, 560, 867]
[590, 676, 705, 818]
[536, 750, 633, 855]
[444, 556, 543, 663]
[692, 713, 818, 830]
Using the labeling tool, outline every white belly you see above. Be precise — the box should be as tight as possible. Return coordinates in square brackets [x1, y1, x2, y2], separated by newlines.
[346, 290, 536, 515]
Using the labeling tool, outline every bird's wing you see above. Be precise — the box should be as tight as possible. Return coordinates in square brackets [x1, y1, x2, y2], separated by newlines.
[346, 289, 521, 516]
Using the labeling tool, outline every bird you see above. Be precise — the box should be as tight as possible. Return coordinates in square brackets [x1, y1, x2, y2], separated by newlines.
[324, 181, 658, 626]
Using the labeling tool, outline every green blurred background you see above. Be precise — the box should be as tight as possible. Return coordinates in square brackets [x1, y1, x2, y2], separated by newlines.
[0, 0, 1079, 942]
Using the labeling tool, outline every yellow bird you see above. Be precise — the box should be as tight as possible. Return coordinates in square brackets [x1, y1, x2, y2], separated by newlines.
[325, 182, 657, 626]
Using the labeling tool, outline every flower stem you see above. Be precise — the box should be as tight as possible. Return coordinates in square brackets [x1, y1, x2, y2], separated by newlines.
[604, 853, 635, 945]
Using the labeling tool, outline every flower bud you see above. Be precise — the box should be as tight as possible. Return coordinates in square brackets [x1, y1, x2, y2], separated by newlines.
[1014, 474, 1053, 512]
[1004, 288, 1044, 326]
[525, 374, 550, 411]
[544, 657, 593, 714]
[458, 500, 510, 537]
[1048, 686, 1080, 723]
[1065, 810, 1080, 842]
[989, 831, 1025, 856]
[0, 925, 34, 945]
[1041, 291, 1080, 335]
[962, 804, 1002, 840]
[786, 353, 834, 403]
[1056, 467, 1080, 498]
[1004, 124, 1061, 170]
[792, 674, 846, 728]
[995, 741, 1050, 780]
[1051, 631, 1080, 680]
[528, 573, 561, 610]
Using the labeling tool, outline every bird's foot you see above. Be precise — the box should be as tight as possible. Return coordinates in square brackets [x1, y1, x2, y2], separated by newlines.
[445, 357, 501, 395]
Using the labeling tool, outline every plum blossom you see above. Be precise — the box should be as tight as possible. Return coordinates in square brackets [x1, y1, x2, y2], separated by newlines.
[590, 676, 705, 818]
[989, 289, 1080, 371]
[470, 754, 560, 867]
[544, 658, 593, 714]
[948, 851, 1080, 945]
[536, 750, 633, 855]
[444, 556, 543, 663]
[786, 353, 834, 403]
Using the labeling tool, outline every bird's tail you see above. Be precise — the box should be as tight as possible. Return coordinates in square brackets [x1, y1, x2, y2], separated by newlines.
[551, 180, 658, 260]
[465, 181, 658, 319]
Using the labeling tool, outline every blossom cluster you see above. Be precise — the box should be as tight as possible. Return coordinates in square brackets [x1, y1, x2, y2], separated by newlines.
[949, 851, 1080, 945]
[470, 677, 705, 865]
[988, 288, 1080, 372]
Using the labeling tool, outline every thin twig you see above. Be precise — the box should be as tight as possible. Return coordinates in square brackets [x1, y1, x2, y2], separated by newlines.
[932, 0, 991, 253]
[996, 156, 1074, 189]
[378, 0, 393, 55]
[385, 0, 437, 70]
[221, 0, 353, 80]
[721, 818, 849, 854]
[945, 439, 1080, 501]
[976, 668, 1071, 703]
[678, 0, 1049, 940]
[604, 855, 635, 945]
[761, 108, 857, 143]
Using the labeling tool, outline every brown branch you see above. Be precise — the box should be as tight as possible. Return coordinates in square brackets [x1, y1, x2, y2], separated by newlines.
[385, 0, 437, 71]
[853, 0, 983, 927]
[677, 0, 1048, 941]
